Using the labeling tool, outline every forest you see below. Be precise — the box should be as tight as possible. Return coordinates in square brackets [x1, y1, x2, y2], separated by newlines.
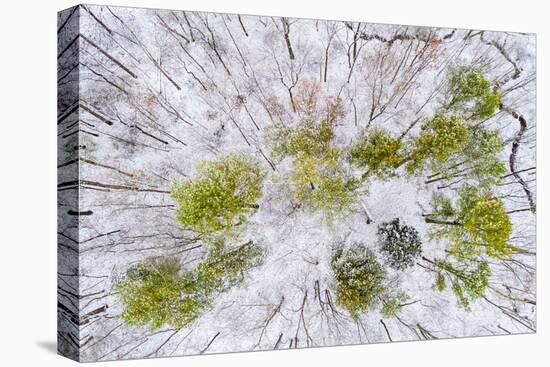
[57, 5, 536, 362]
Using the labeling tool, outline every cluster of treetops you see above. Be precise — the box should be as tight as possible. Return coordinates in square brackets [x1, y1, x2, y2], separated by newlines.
[117, 66, 514, 330]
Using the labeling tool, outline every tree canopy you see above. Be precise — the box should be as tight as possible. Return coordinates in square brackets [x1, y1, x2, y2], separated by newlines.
[116, 258, 208, 330]
[116, 241, 263, 330]
[430, 258, 491, 310]
[268, 118, 360, 218]
[171, 153, 265, 234]
[350, 127, 404, 179]
[447, 66, 501, 119]
[377, 218, 422, 270]
[381, 292, 410, 318]
[458, 187, 513, 258]
[407, 114, 469, 174]
[426, 125, 505, 188]
[331, 244, 387, 320]
[426, 186, 513, 259]
[267, 118, 334, 160]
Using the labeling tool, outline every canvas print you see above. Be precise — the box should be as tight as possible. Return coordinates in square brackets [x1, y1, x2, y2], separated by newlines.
[57, 4, 536, 362]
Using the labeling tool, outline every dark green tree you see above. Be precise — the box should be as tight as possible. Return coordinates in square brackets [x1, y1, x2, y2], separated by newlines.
[377, 218, 422, 270]
[331, 244, 387, 319]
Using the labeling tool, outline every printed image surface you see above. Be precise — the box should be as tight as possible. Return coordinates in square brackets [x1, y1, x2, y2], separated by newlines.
[57, 5, 536, 361]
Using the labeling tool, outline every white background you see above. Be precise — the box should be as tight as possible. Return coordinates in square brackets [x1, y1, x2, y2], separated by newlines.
[0, 0, 547, 365]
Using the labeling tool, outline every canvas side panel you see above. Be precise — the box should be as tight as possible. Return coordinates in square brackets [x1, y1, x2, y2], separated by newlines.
[77, 5, 137, 361]
[57, 5, 81, 362]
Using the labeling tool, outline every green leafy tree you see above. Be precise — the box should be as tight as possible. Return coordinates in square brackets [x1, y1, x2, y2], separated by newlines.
[425, 187, 513, 259]
[116, 258, 208, 330]
[463, 128, 506, 186]
[447, 66, 501, 119]
[427, 257, 491, 310]
[194, 240, 265, 295]
[407, 114, 469, 174]
[331, 243, 387, 319]
[171, 153, 265, 234]
[377, 218, 422, 270]
[458, 187, 513, 258]
[423, 186, 511, 307]
[116, 241, 264, 330]
[430, 193, 456, 218]
[350, 127, 404, 179]
[381, 292, 410, 318]
[268, 118, 359, 218]
[291, 151, 360, 217]
[426, 126, 505, 188]
[267, 119, 333, 161]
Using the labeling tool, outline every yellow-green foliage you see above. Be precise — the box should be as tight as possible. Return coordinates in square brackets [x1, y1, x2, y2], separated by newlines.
[448, 66, 501, 119]
[433, 259, 491, 310]
[291, 150, 360, 217]
[430, 193, 456, 218]
[171, 153, 265, 234]
[430, 126, 505, 188]
[116, 258, 208, 330]
[407, 114, 469, 174]
[350, 127, 404, 179]
[194, 240, 264, 294]
[288, 119, 334, 157]
[116, 241, 264, 330]
[464, 128, 506, 186]
[428, 187, 513, 259]
[381, 292, 410, 318]
[477, 90, 501, 119]
[268, 119, 359, 217]
[267, 119, 333, 160]
[434, 273, 446, 292]
[458, 187, 513, 258]
[331, 244, 387, 320]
